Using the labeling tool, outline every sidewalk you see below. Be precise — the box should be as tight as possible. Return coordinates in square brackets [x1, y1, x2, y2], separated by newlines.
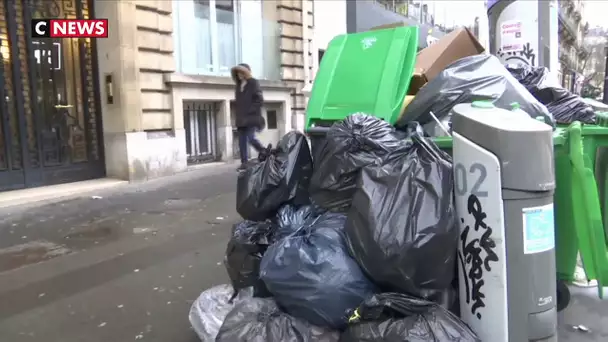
[0, 162, 606, 341]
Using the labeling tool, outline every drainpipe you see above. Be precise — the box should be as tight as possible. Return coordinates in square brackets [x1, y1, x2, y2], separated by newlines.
[301, 0, 313, 105]
[302, 0, 311, 86]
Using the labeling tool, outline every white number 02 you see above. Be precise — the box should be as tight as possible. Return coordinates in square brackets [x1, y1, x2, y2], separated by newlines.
[454, 162, 488, 198]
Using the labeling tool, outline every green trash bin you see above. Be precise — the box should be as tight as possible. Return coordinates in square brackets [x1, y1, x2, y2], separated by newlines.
[577, 113, 608, 241]
[305, 25, 419, 151]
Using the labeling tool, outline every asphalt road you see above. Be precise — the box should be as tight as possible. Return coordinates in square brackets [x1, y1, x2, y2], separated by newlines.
[0, 165, 239, 342]
[0, 163, 606, 342]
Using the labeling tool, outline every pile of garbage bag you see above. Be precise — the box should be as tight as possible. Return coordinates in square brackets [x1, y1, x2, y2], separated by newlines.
[189, 120, 478, 341]
[506, 64, 596, 124]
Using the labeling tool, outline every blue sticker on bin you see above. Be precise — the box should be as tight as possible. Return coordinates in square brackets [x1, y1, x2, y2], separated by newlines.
[522, 204, 555, 254]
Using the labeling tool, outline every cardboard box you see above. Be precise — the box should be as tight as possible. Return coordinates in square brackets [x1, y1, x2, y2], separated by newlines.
[370, 22, 413, 31]
[408, 28, 485, 95]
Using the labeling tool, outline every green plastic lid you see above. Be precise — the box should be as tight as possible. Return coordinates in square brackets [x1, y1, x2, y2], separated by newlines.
[471, 101, 495, 109]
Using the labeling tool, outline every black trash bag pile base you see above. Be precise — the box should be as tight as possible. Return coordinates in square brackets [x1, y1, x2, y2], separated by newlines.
[309, 113, 407, 212]
[237, 131, 313, 222]
[189, 284, 253, 341]
[340, 293, 480, 342]
[506, 64, 596, 124]
[344, 123, 458, 300]
[224, 221, 274, 297]
[216, 297, 339, 342]
[260, 212, 377, 329]
[396, 54, 555, 131]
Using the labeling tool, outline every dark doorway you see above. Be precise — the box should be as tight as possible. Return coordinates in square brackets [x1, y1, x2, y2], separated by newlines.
[0, 0, 105, 191]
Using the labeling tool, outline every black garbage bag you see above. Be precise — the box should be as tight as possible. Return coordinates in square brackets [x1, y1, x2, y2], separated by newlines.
[529, 85, 596, 124]
[505, 63, 550, 87]
[237, 131, 313, 222]
[224, 221, 274, 297]
[216, 297, 340, 342]
[396, 54, 554, 129]
[344, 124, 457, 300]
[340, 293, 480, 342]
[260, 212, 377, 329]
[309, 114, 406, 212]
[505, 64, 596, 124]
[271, 204, 320, 241]
[189, 284, 253, 341]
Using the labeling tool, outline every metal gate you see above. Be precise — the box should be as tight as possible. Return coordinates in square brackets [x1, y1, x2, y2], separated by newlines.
[183, 101, 217, 164]
[0, 0, 104, 191]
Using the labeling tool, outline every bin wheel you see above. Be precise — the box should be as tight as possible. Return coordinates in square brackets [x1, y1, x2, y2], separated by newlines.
[556, 279, 570, 312]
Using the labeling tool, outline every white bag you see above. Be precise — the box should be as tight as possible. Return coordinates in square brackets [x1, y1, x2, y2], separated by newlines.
[189, 284, 253, 341]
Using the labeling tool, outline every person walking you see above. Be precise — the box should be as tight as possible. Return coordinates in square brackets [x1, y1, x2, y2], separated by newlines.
[231, 63, 266, 170]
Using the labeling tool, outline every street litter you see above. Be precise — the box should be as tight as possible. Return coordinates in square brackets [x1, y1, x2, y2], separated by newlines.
[572, 325, 590, 333]
[340, 293, 480, 342]
[188, 284, 253, 341]
[215, 297, 339, 342]
[236, 131, 313, 222]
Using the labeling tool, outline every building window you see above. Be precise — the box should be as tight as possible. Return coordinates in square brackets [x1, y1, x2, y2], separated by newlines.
[216, 0, 237, 74]
[174, 0, 240, 77]
[266, 110, 278, 129]
[174, 0, 280, 80]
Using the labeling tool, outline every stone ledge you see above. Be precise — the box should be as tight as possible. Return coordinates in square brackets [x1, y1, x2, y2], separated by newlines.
[164, 73, 294, 91]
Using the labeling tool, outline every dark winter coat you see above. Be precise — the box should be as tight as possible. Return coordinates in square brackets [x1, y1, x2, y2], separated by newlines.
[234, 78, 265, 129]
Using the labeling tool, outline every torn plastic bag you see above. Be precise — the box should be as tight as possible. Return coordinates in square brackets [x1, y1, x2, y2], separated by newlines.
[271, 204, 319, 241]
[237, 131, 313, 222]
[260, 212, 377, 329]
[309, 114, 406, 212]
[216, 297, 340, 342]
[395, 54, 554, 129]
[224, 221, 274, 297]
[340, 293, 480, 342]
[189, 284, 253, 342]
[344, 124, 457, 300]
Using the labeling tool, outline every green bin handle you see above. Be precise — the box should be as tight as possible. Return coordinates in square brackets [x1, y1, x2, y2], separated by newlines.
[568, 122, 608, 298]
